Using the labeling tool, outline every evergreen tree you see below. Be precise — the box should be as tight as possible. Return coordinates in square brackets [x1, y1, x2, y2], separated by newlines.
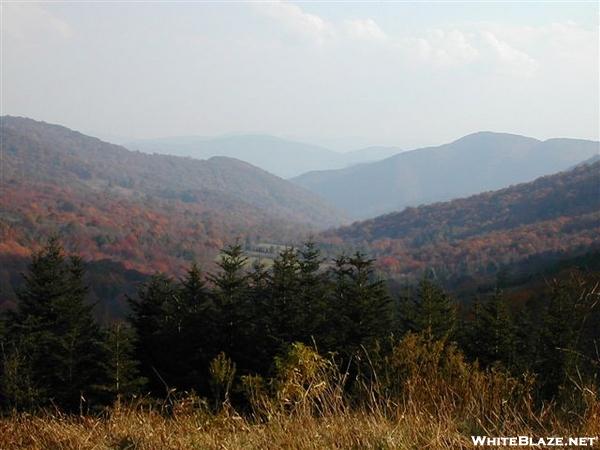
[399, 278, 456, 340]
[297, 242, 331, 349]
[247, 260, 275, 373]
[128, 273, 177, 394]
[462, 291, 515, 368]
[330, 252, 393, 355]
[535, 273, 597, 398]
[267, 247, 302, 347]
[249, 260, 270, 291]
[127, 263, 223, 395]
[103, 322, 146, 402]
[209, 243, 254, 373]
[5, 238, 107, 410]
[171, 263, 215, 392]
[512, 304, 538, 375]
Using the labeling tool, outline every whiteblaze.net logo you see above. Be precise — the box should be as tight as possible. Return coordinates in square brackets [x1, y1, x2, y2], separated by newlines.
[471, 436, 599, 447]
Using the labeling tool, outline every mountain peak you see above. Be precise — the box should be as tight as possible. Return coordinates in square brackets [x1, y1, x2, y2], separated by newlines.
[293, 131, 598, 219]
[450, 131, 540, 146]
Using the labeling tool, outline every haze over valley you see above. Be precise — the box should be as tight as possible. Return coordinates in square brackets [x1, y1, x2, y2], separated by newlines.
[1, 115, 598, 311]
[127, 134, 402, 178]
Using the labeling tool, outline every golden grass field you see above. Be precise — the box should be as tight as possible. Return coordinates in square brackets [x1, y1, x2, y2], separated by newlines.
[1, 337, 598, 449]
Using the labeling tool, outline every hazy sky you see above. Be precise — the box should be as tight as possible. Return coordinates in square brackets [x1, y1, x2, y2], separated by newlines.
[2, 1, 598, 149]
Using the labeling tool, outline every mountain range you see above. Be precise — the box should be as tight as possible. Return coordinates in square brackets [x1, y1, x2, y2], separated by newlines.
[293, 132, 599, 219]
[1, 116, 598, 315]
[127, 135, 402, 178]
[322, 160, 600, 285]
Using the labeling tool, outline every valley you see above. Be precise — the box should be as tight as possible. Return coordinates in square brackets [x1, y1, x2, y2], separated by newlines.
[1, 116, 598, 320]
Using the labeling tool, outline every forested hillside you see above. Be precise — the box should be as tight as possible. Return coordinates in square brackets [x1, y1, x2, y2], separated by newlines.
[322, 161, 600, 284]
[294, 132, 599, 218]
[2, 117, 344, 227]
[0, 117, 346, 308]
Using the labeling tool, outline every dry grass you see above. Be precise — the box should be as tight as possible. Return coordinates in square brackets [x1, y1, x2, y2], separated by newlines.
[1, 338, 598, 450]
[2, 403, 598, 450]
[0, 408, 464, 449]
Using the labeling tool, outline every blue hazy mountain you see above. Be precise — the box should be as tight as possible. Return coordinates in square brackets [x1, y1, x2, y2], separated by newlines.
[292, 132, 599, 219]
[127, 135, 401, 178]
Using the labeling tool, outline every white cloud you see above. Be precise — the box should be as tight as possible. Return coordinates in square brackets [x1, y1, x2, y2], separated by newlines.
[481, 21, 596, 69]
[253, 1, 387, 45]
[343, 19, 387, 42]
[1, 3, 73, 41]
[253, 1, 336, 45]
[485, 21, 594, 49]
[480, 31, 538, 76]
[253, 1, 543, 76]
[399, 29, 480, 68]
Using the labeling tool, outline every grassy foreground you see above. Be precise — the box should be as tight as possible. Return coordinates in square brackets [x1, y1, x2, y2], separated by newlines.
[1, 337, 599, 449]
[2, 402, 599, 449]
[0, 408, 486, 449]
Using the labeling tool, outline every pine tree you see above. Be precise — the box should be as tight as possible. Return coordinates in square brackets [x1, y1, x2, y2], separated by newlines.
[462, 291, 515, 368]
[6, 238, 107, 411]
[330, 252, 393, 355]
[297, 242, 331, 349]
[267, 247, 302, 347]
[512, 304, 538, 375]
[103, 322, 146, 402]
[209, 243, 254, 373]
[249, 260, 270, 293]
[247, 260, 275, 373]
[400, 278, 456, 340]
[535, 273, 596, 398]
[127, 273, 177, 394]
[172, 263, 215, 391]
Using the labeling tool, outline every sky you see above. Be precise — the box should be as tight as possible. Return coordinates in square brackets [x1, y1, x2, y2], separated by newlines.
[1, 1, 599, 150]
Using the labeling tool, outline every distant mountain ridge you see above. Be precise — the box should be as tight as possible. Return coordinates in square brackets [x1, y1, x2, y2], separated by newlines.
[293, 132, 599, 219]
[127, 135, 402, 178]
[321, 161, 600, 284]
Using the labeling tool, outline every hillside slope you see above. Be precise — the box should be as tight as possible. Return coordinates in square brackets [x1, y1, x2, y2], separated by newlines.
[294, 132, 599, 219]
[322, 161, 600, 283]
[2, 117, 344, 227]
[0, 117, 345, 277]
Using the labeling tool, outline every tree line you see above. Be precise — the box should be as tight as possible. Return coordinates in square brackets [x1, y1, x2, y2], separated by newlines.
[1, 238, 598, 412]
